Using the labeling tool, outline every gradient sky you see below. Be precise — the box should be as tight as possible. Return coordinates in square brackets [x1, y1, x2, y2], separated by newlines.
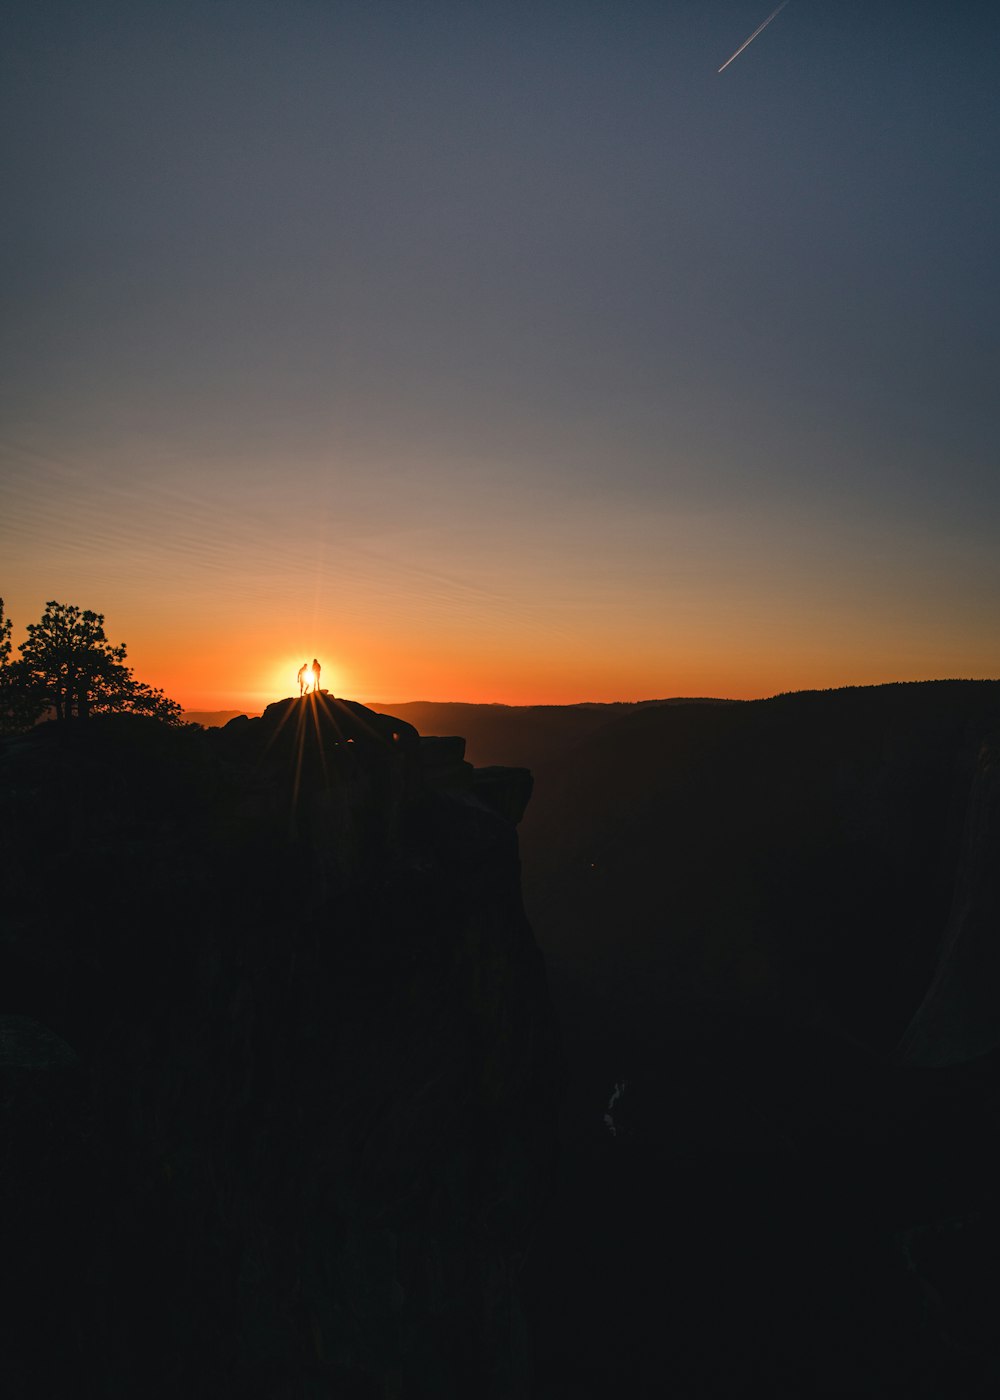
[3, 0, 998, 709]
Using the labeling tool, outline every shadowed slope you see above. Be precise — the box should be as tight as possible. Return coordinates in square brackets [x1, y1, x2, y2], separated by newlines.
[522, 680, 1000, 1052]
[378, 698, 729, 771]
[517, 680, 1000, 1398]
[1, 699, 558, 1399]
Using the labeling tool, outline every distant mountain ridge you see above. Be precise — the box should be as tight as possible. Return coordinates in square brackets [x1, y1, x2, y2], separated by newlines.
[182, 708, 262, 727]
[520, 678, 1000, 1060]
[375, 697, 730, 769]
[183, 698, 724, 745]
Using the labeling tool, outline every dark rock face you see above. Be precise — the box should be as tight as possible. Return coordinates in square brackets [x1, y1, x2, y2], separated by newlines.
[1, 695, 559, 1398]
[516, 681, 1000, 1397]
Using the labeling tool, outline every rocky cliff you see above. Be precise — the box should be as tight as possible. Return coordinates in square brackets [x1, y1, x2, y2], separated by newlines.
[1, 695, 559, 1399]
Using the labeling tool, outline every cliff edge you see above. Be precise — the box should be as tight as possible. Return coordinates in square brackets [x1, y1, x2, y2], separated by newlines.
[1, 694, 559, 1398]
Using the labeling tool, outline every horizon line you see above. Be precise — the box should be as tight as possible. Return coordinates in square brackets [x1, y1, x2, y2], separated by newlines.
[179, 676, 1000, 717]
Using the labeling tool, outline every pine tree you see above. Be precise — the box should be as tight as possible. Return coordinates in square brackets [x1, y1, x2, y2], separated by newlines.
[14, 600, 182, 726]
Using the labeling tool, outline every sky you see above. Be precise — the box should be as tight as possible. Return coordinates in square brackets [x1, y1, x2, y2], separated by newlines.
[2, 0, 998, 709]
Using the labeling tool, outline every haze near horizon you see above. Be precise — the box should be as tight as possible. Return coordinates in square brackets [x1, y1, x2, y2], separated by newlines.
[3, 1, 998, 711]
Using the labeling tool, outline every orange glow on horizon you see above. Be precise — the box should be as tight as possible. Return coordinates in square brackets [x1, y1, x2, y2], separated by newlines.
[6, 555, 997, 717]
[128, 628, 1000, 715]
[4, 433, 997, 720]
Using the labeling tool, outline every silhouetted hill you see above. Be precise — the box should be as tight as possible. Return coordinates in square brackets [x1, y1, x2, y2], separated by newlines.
[379, 697, 728, 770]
[181, 707, 262, 726]
[522, 680, 1000, 1053]
[1, 696, 558, 1398]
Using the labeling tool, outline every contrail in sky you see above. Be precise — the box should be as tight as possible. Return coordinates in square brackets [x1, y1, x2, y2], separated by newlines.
[717, 1, 789, 73]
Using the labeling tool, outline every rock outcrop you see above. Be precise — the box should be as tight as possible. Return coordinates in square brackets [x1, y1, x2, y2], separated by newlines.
[0, 694, 559, 1398]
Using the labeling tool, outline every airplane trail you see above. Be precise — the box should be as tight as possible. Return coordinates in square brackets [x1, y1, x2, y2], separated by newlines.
[717, 1, 789, 73]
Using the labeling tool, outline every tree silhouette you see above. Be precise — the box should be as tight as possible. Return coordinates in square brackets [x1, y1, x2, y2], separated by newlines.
[0, 597, 44, 733]
[0, 597, 10, 673]
[13, 600, 182, 726]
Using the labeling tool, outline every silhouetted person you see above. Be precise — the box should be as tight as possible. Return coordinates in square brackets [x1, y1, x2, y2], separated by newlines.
[311, 657, 322, 694]
[297, 662, 308, 696]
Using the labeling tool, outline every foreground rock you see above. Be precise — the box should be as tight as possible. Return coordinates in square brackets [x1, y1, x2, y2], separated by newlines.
[1, 694, 558, 1398]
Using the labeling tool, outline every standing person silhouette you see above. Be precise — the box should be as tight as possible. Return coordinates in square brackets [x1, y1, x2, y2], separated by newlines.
[297, 662, 308, 696]
[311, 657, 322, 694]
